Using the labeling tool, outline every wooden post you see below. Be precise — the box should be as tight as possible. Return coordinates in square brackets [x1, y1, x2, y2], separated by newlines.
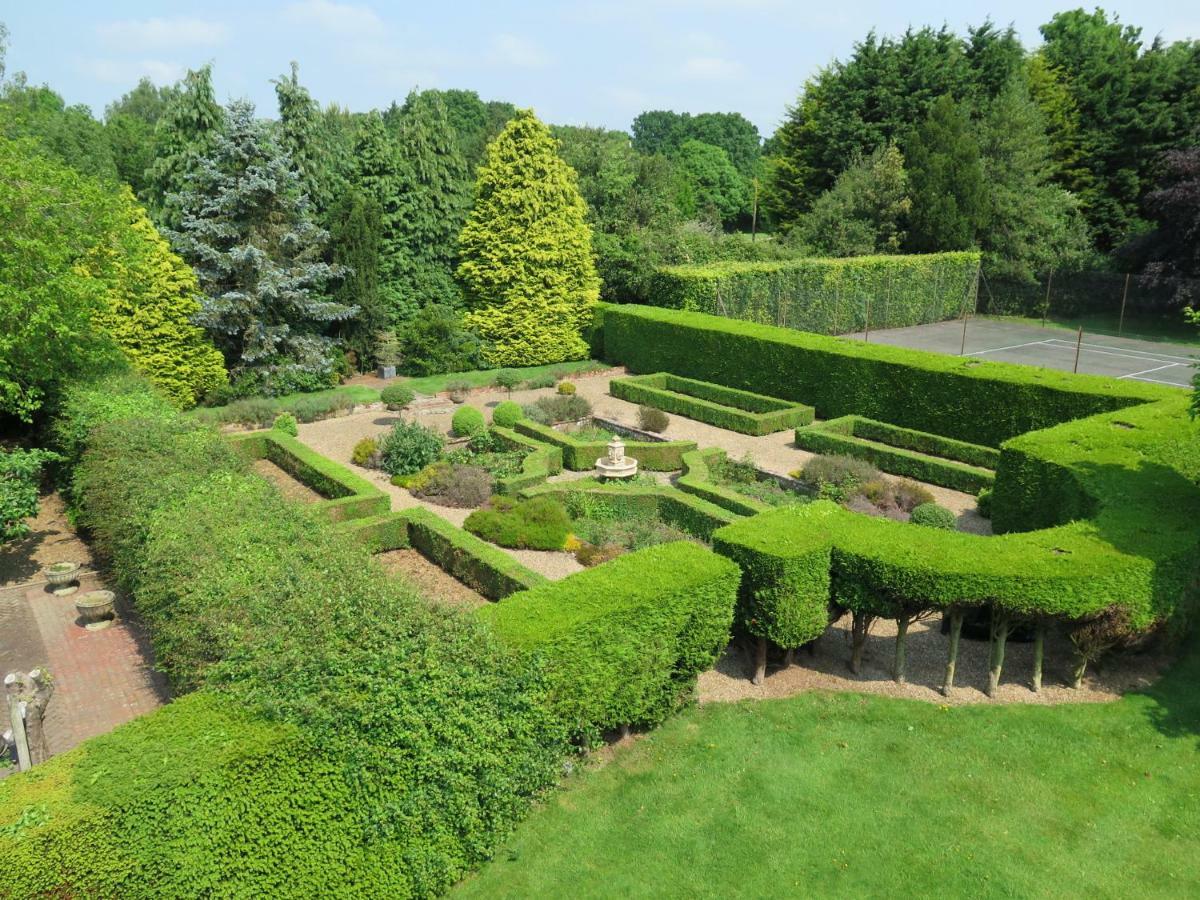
[1072, 325, 1083, 373]
[752, 636, 768, 685]
[1042, 269, 1054, 327]
[1032, 622, 1045, 693]
[1118, 273, 1130, 336]
[941, 608, 963, 696]
[894, 616, 909, 684]
[5, 674, 31, 772]
[863, 294, 872, 342]
[750, 177, 759, 242]
[959, 303, 970, 356]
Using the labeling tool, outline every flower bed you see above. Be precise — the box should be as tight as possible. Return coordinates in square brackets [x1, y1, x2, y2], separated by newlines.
[610, 372, 814, 435]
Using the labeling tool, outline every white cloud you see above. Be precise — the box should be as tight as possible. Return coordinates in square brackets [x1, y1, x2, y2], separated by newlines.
[680, 55, 744, 79]
[79, 58, 185, 85]
[488, 33, 552, 69]
[96, 17, 228, 50]
[283, 0, 384, 36]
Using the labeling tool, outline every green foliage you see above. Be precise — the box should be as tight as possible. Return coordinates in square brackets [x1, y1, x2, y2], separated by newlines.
[677, 448, 774, 517]
[394, 304, 482, 376]
[271, 413, 298, 437]
[0, 75, 117, 180]
[531, 394, 592, 424]
[191, 387, 367, 428]
[327, 189, 387, 368]
[904, 94, 988, 252]
[480, 542, 739, 737]
[0, 448, 58, 542]
[909, 501, 956, 529]
[611, 373, 813, 435]
[451, 405, 487, 438]
[638, 405, 669, 433]
[104, 78, 177, 196]
[351, 437, 378, 466]
[556, 381, 576, 395]
[488, 426, 564, 494]
[672, 139, 748, 226]
[600, 303, 1167, 446]
[525, 481, 737, 543]
[51, 374, 176, 472]
[464, 495, 571, 550]
[492, 400, 523, 428]
[796, 143, 911, 256]
[379, 384, 414, 409]
[794, 415, 997, 493]
[405, 460, 493, 508]
[378, 420, 445, 477]
[632, 110, 762, 182]
[515, 419, 696, 471]
[457, 110, 600, 366]
[976, 486, 993, 518]
[171, 101, 353, 393]
[647, 252, 980, 335]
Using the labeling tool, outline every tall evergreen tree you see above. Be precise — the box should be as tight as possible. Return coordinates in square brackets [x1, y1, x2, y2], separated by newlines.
[105, 78, 178, 196]
[328, 189, 387, 368]
[272, 62, 323, 208]
[797, 143, 911, 256]
[169, 100, 352, 394]
[351, 112, 407, 322]
[457, 110, 599, 367]
[144, 65, 223, 227]
[904, 94, 988, 252]
[390, 90, 472, 317]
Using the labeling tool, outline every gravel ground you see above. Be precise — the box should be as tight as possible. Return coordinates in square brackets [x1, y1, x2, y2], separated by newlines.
[698, 612, 1171, 706]
[1, 493, 95, 588]
[375, 549, 488, 609]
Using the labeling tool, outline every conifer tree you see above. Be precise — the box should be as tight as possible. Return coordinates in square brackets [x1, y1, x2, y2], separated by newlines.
[328, 189, 387, 368]
[457, 110, 599, 366]
[169, 100, 352, 394]
[273, 62, 324, 210]
[143, 65, 224, 228]
[351, 112, 408, 321]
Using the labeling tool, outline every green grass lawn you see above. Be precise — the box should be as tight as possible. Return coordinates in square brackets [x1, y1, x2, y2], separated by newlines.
[399, 359, 605, 395]
[457, 638, 1200, 898]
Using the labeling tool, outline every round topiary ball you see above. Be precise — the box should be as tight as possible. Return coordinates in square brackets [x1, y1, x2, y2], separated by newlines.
[910, 502, 956, 530]
[272, 412, 298, 436]
[380, 384, 415, 410]
[492, 400, 523, 428]
[451, 405, 486, 438]
[556, 381, 577, 395]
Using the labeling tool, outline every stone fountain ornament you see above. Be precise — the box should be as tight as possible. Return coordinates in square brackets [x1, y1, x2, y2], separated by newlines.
[595, 435, 638, 480]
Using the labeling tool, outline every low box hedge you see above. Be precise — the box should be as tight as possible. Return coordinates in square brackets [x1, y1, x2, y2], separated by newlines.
[479, 542, 739, 738]
[610, 373, 814, 435]
[514, 419, 696, 471]
[676, 448, 772, 517]
[491, 426, 564, 494]
[231, 429, 388, 522]
[794, 416, 996, 493]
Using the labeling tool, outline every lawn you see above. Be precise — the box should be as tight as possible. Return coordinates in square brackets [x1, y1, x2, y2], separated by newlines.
[399, 359, 606, 394]
[456, 637, 1200, 898]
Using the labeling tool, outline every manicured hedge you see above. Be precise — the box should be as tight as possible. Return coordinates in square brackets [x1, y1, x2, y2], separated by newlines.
[610, 373, 814, 435]
[675, 448, 772, 516]
[601, 304, 1170, 447]
[338, 508, 548, 601]
[231, 429, 389, 522]
[491, 425, 564, 494]
[524, 478, 739, 541]
[794, 416, 996, 493]
[514, 419, 696, 470]
[479, 542, 739, 738]
[646, 251, 981, 335]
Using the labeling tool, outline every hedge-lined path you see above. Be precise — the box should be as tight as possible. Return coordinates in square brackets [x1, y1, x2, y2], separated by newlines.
[376, 549, 488, 609]
[698, 612, 1169, 706]
[0, 494, 167, 771]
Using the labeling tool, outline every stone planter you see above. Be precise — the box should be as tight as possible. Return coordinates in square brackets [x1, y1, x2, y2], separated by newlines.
[44, 561, 81, 596]
[377, 365, 397, 380]
[75, 590, 116, 631]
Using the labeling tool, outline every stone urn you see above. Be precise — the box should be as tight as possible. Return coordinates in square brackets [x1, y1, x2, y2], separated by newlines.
[75, 590, 116, 631]
[595, 436, 638, 480]
[44, 561, 81, 596]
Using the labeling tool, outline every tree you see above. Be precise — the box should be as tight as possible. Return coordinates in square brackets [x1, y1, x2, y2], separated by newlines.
[1140, 145, 1200, 308]
[273, 62, 324, 207]
[797, 143, 911, 256]
[904, 94, 988, 252]
[169, 101, 352, 395]
[327, 189, 387, 368]
[673, 139, 747, 226]
[0, 75, 117, 179]
[351, 112, 408, 323]
[457, 110, 600, 366]
[414, 88, 516, 173]
[632, 110, 761, 182]
[389, 90, 472, 317]
[0, 137, 119, 420]
[85, 188, 227, 407]
[105, 78, 178, 196]
[144, 65, 224, 228]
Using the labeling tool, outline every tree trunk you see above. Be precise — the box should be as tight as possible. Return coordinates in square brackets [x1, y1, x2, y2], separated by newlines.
[783, 647, 794, 668]
[894, 617, 910, 684]
[1071, 654, 1087, 689]
[752, 636, 767, 685]
[941, 608, 963, 696]
[987, 611, 1010, 697]
[850, 614, 867, 674]
[1031, 622, 1045, 693]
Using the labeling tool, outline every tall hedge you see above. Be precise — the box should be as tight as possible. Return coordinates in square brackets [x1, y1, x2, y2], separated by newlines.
[601, 304, 1168, 446]
[646, 251, 981, 335]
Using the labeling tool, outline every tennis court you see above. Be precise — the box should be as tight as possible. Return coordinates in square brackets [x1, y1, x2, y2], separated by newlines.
[842, 318, 1198, 388]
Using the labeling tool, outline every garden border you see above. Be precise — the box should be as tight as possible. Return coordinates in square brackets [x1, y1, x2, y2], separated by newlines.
[611, 372, 814, 435]
[513, 419, 696, 471]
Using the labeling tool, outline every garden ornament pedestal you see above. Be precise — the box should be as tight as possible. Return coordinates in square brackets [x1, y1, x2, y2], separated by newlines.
[75, 590, 116, 631]
[44, 561, 81, 596]
[595, 436, 638, 480]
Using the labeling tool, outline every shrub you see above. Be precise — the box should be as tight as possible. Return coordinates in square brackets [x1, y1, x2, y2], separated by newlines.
[521, 403, 552, 425]
[447, 380, 472, 403]
[452, 405, 487, 438]
[50, 373, 175, 471]
[409, 462, 493, 509]
[380, 420, 444, 477]
[351, 437, 379, 467]
[893, 479, 935, 512]
[1, 448, 59, 542]
[272, 412, 298, 436]
[575, 542, 624, 567]
[394, 304, 481, 376]
[494, 369, 523, 394]
[464, 495, 571, 550]
[976, 486, 993, 519]
[524, 373, 557, 390]
[909, 502, 957, 530]
[380, 384, 415, 410]
[638, 405, 670, 433]
[556, 381, 577, 395]
[533, 394, 592, 424]
[796, 454, 881, 501]
[492, 400, 523, 428]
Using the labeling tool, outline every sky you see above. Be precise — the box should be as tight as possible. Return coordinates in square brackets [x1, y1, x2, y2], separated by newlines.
[3, 1, 1197, 138]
